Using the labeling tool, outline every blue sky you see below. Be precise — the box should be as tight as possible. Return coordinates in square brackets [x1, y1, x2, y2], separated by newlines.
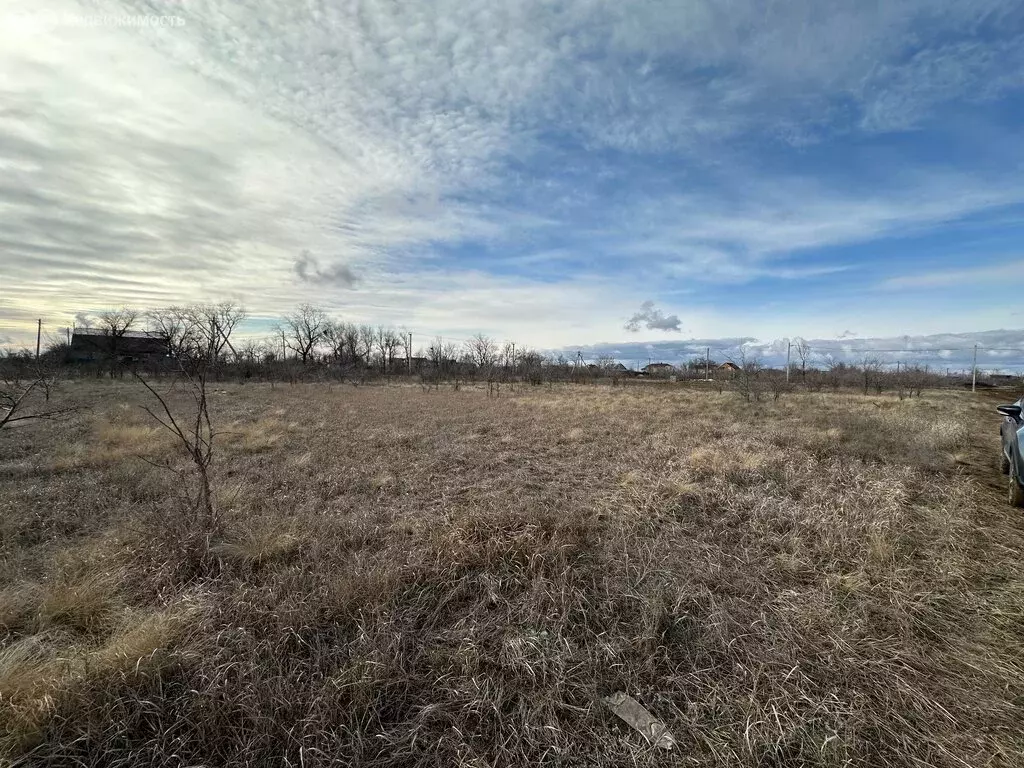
[1, 0, 1023, 367]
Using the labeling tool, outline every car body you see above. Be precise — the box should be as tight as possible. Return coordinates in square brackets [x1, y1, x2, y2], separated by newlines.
[997, 398, 1024, 506]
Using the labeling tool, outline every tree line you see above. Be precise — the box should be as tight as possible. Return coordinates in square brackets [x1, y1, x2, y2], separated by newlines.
[2, 301, 991, 397]
[28, 302, 573, 383]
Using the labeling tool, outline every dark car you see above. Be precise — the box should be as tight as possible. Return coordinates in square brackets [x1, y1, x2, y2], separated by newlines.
[998, 399, 1024, 506]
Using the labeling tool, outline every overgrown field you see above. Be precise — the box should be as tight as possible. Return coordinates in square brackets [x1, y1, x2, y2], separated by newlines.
[1, 380, 1022, 766]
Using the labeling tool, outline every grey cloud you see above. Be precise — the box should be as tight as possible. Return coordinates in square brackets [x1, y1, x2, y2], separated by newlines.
[293, 251, 359, 288]
[624, 301, 682, 333]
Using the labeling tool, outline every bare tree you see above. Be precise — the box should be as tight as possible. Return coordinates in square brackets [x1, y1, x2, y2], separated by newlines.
[794, 337, 811, 379]
[521, 351, 544, 385]
[149, 307, 200, 361]
[357, 325, 376, 367]
[323, 320, 348, 363]
[730, 345, 763, 402]
[765, 369, 790, 401]
[466, 333, 497, 370]
[42, 331, 71, 367]
[190, 301, 247, 364]
[821, 354, 839, 391]
[235, 338, 264, 364]
[374, 326, 388, 370]
[373, 326, 401, 372]
[428, 337, 445, 370]
[149, 304, 245, 371]
[280, 304, 328, 364]
[342, 323, 360, 366]
[95, 307, 140, 376]
[382, 329, 402, 371]
[96, 307, 139, 337]
[423, 337, 461, 385]
[863, 356, 884, 394]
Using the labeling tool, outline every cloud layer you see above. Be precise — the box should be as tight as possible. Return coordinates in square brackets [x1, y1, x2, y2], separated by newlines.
[1, 0, 1022, 348]
[564, 329, 1024, 373]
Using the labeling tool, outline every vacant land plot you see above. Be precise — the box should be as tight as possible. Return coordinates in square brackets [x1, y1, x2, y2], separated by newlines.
[1, 380, 1022, 766]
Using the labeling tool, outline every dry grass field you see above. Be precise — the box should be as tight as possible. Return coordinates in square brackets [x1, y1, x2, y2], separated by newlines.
[1, 379, 1023, 766]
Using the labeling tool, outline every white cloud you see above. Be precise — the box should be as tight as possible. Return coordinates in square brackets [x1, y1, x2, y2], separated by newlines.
[603, 177, 1024, 282]
[881, 260, 1024, 289]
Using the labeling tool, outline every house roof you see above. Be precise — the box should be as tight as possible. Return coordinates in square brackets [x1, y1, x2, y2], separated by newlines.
[70, 329, 168, 356]
[72, 329, 164, 340]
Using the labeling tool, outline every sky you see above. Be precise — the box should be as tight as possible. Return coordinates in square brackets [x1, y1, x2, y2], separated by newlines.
[2, 0, 1024, 368]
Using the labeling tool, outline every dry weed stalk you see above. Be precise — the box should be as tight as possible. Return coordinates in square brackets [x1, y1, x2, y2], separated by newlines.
[133, 365, 219, 540]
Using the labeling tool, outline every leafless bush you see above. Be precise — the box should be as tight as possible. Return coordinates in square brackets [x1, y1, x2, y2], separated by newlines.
[764, 369, 790, 400]
[730, 346, 763, 402]
[128, 354, 222, 587]
[0, 353, 76, 430]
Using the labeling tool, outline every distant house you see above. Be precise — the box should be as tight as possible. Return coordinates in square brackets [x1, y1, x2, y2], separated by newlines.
[641, 362, 676, 377]
[718, 362, 740, 372]
[583, 361, 634, 377]
[69, 328, 169, 365]
[989, 373, 1020, 385]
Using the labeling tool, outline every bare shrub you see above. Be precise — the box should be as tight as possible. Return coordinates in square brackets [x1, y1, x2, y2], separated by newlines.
[131, 364, 220, 585]
[730, 346, 763, 402]
[0, 354, 77, 430]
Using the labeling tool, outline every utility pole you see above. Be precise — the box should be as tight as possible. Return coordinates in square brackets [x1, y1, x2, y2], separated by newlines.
[705, 347, 710, 381]
[407, 332, 412, 375]
[786, 341, 791, 383]
[66, 326, 71, 346]
[35, 319, 41, 361]
[972, 344, 978, 393]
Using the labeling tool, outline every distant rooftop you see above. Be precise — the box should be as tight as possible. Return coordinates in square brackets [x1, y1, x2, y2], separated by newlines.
[73, 328, 163, 339]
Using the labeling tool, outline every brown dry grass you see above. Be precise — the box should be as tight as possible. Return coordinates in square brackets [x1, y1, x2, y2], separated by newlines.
[1, 380, 1022, 766]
